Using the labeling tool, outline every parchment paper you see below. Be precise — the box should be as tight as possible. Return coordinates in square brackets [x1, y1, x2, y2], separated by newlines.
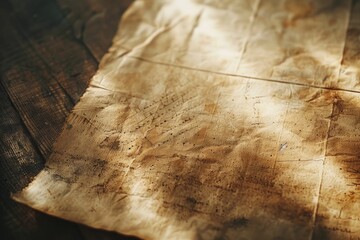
[14, 0, 360, 239]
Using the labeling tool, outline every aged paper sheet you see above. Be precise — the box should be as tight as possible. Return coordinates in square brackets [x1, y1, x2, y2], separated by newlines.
[14, 0, 360, 239]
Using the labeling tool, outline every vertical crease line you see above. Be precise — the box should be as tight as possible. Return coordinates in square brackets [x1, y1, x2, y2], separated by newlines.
[235, 0, 262, 72]
[309, 99, 336, 240]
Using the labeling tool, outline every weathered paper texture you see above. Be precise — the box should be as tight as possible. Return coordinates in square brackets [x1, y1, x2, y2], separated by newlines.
[14, 0, 360, 239]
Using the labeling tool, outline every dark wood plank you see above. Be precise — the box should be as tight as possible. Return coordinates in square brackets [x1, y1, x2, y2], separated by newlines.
[0, 84, 85, 240]
[1, 0, 99, 157]
[57, 0, 134, 61]
[0, 0, 137, 239]
[6, 0, 99, 102]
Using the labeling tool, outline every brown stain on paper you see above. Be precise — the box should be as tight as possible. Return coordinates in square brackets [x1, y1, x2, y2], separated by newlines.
[204, 102, 218, 114]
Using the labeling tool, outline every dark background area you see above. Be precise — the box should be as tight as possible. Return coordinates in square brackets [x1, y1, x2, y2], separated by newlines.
[0, 0, 140, 239]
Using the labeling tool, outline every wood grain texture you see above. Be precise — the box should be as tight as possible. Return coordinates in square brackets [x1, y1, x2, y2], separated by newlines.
[0, 84, 84, 240]
[1, 0, 96, 157]
[57, 0, 134, 62]
[0, 0, 135, 239]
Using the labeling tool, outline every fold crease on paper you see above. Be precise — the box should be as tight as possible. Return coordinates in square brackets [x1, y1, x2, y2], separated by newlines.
[14, 0, 360, 239]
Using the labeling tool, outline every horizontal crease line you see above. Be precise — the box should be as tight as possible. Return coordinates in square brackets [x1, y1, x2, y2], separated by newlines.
[276, 158, 325, 162]
[126, 55, 360, 95]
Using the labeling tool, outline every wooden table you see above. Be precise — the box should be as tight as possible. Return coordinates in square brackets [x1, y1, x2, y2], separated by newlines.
[0, 0, 139, 239]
